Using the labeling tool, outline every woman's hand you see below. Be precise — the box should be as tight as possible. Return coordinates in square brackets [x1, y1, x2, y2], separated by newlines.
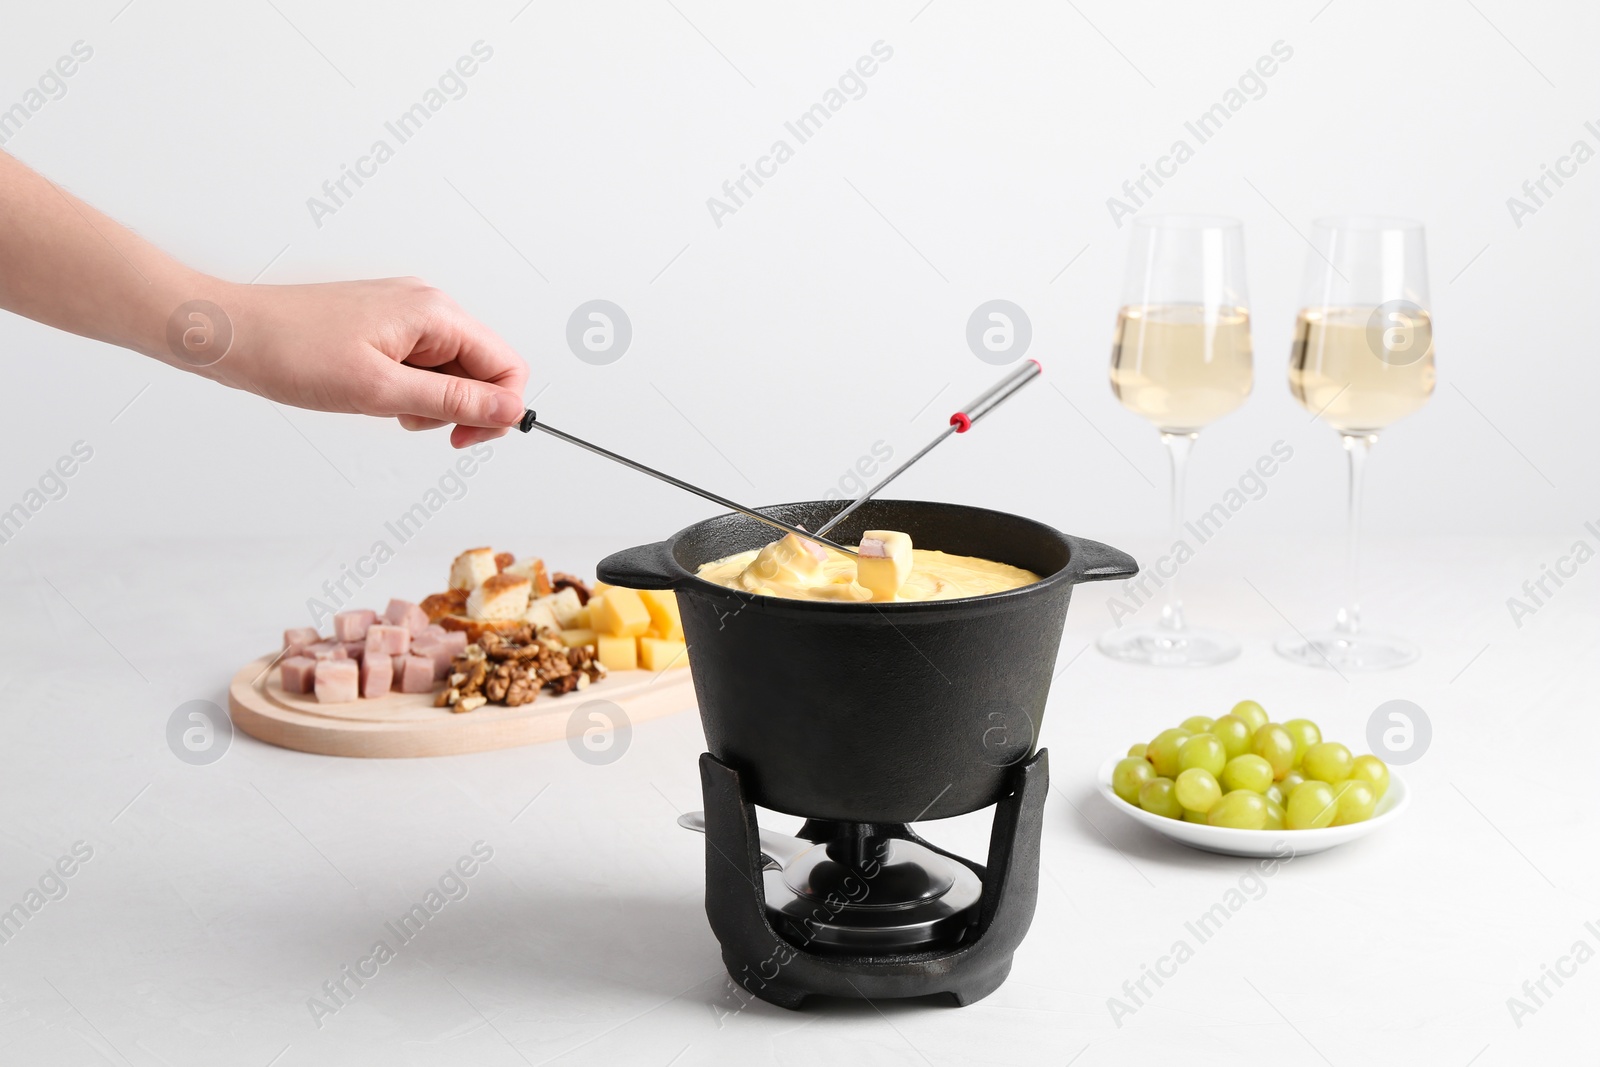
[0, 150, 527, 448]
[210, 278, 527, 448]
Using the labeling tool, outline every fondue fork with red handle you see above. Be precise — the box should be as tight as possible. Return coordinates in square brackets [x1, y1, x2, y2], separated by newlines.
[814, 360, 1043, 537]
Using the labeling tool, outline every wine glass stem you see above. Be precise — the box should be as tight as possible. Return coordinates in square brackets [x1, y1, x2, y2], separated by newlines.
[1158, 431, 1196, 632]
[1335, 432, 1376, 636]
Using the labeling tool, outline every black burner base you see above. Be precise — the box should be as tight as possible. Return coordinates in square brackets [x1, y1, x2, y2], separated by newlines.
[695, 748, 1048, 1010]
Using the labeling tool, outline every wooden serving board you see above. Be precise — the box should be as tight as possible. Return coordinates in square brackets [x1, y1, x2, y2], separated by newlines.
[228, 653, 696, 758]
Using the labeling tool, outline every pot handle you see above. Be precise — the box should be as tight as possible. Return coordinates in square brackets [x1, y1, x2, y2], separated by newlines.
[596, 539, 681, 590]
[1066, 536, 1139, 585]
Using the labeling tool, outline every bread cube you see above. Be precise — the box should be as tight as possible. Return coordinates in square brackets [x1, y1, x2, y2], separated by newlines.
[638, 590, 683, 641]
[591, 588, 650, 638]
[523, 597, 561, 634]
[449, 547, 498, 591]
[539, 587, 585, 627]
[280, 656, 318, 694]
[596, 634, 637, 671]
[313, 658, 359, 703]
[505, 557, 551, 596]
[359, 653, 392, 698]
[466, 574, 532, 621]
[638, 637, 688, 672]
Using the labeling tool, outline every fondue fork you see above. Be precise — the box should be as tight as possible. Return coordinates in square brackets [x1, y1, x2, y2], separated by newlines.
[517, 410, 860, 557]
[814, 360, 1043, 537]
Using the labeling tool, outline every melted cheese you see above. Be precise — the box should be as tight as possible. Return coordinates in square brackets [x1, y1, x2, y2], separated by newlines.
[696, 539, 1039, 603]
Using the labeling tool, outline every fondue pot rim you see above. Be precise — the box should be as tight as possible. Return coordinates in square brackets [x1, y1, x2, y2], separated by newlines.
[597, 498, 1138, 614]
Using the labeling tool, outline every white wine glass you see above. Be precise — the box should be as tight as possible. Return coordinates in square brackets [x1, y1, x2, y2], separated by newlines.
[1277, 216, 1435, 671]
[1098, 215, 1252, 667]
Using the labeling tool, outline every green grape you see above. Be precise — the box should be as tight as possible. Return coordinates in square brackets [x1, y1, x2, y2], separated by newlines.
[1127, 742, 1149, 759]
[1207, 791, 1267, 830]
[1279, 770, 1306, 798]
[1180, 715, 1215, 734]
[1210, 714, 1253, 760]
[1183, 808, 1209, 823]
[1139, 777, 1184, 819]
[1302, 742, 1355, 784]
[1178, 734, 1227, 777]
[1263, 798, 1287, 831]
[1147, 728, 1192, 778]
[1348, 754, 1390, 800]
[1285, 781, 1337, 830]
[1113, 757, 1157, 804]
[1331, 780, 1377, 826]
[1175, 768, 1222, 813]
[1252, 724, 1296, 780]
[1263, 783, 1286, 807]
[1281, 718, 1322, 768]
[1231, 700, 1269, 733]
[1221, 754, 1273, 793]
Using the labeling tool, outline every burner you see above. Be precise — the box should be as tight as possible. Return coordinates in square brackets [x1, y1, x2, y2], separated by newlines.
[680, 748, 1048, 1009]
[680, 816, 985, 954]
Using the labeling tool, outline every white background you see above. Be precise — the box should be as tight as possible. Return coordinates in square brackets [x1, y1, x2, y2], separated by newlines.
[1, 1, 1597, 1065]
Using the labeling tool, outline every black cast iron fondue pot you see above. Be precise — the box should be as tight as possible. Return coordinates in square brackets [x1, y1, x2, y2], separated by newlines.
[597, 500, 1137, 823]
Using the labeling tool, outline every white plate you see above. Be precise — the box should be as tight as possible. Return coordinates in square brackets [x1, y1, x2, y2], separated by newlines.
[1095, 753, 1410, 858]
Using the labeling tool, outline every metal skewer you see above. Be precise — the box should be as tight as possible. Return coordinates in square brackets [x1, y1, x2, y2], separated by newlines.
[814, 360, 1043, 537]
[518, 411, 860, 557]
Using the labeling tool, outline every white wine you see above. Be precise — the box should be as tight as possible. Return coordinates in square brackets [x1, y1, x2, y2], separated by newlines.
[1289, 306, 1435, 433]
[1110, 304, 1253, 433]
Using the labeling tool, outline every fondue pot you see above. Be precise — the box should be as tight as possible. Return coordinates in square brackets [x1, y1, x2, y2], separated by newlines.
[598, 498, 1137, 822]
[598, 499, 1135, 1008]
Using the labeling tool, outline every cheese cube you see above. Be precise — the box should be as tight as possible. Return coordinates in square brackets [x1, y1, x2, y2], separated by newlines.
[638, 637, 688, 672]
[591, 588, 650, 637]
[559, 628, 596, 648]
[638, 589, 683, 641]
[596, 634, 637, 671]
[856, 530, 914, 601]
[573, 606, 591, 629]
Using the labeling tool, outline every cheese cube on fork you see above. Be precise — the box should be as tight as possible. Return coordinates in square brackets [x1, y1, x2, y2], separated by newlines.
[855, 530, 913, 601]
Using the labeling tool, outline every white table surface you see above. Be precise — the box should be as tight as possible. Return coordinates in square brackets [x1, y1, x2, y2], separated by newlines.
[1, 533, 1592, 1066]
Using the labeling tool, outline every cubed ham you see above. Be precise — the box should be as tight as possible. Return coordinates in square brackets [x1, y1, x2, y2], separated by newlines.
[397, 654, 434, 694]
[365, 624, 409, 657]
[343, 640, 366, 662]
[421, 623, 448, 641]
[437, 630, 468, 658]
[359, 653, 392, 698]
[280, 656, 317, 694]
[384, 599, 430, 635]
[391, 654, 407, 689]
[283, 626, 320, 650]
[313, 658, 359, 703]
[307, 641, 347, 661]
[333, 609, 377, 642]
[411, 636, 453, 680]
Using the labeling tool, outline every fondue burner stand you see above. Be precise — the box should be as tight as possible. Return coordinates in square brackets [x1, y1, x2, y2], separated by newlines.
[684, 748, 1048, 1009]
